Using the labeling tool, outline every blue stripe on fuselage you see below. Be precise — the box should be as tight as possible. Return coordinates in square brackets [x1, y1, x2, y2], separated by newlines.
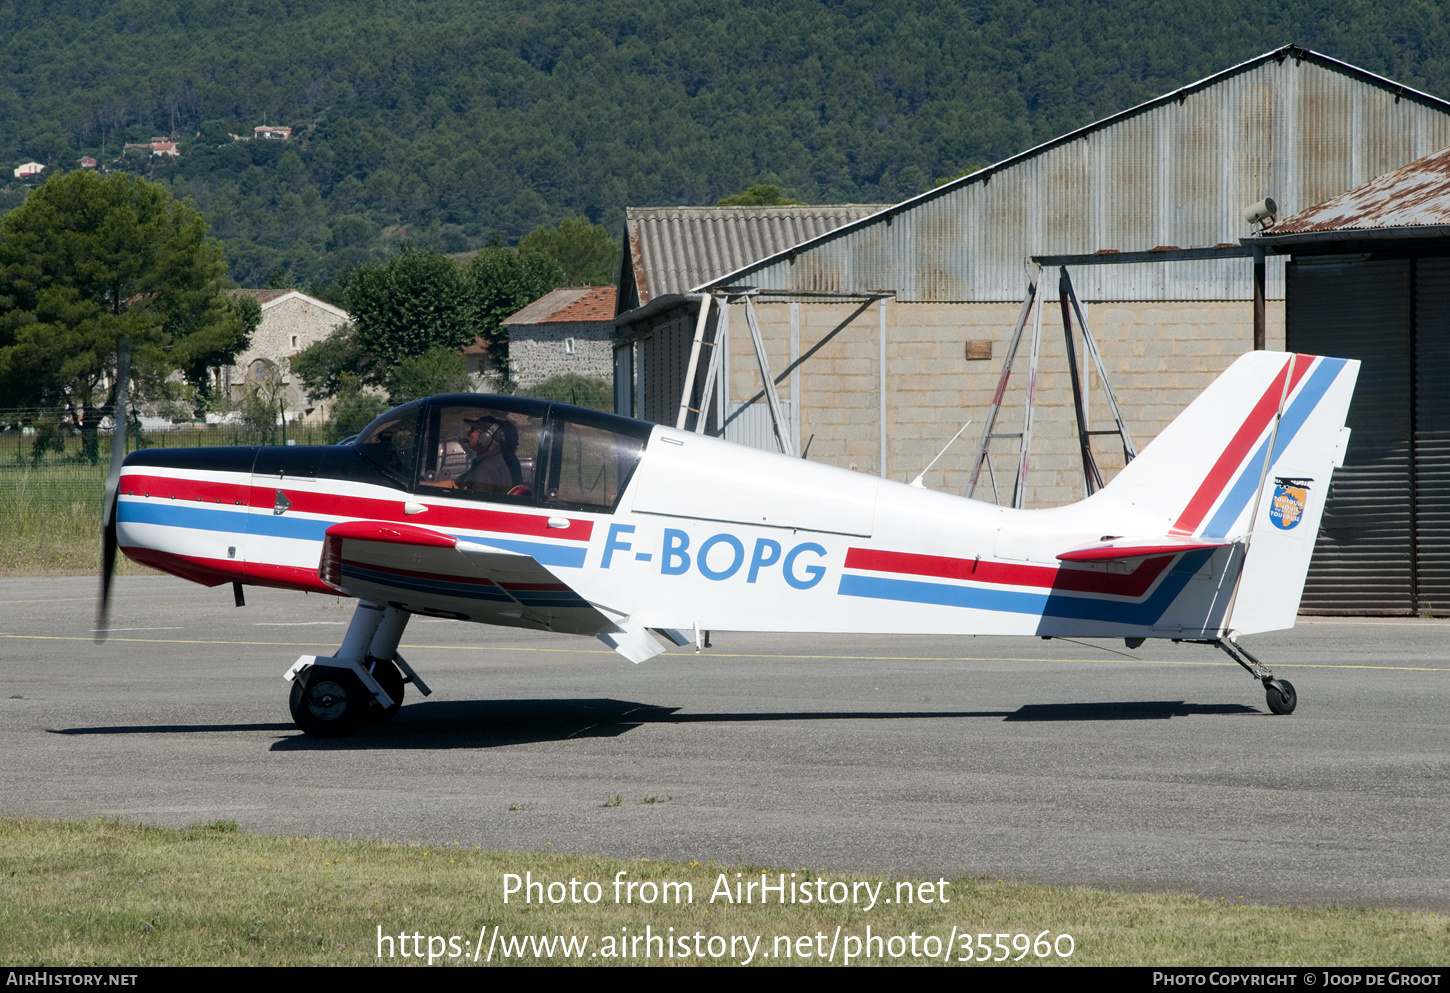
[117, 500, 587, 568]
[838, 549, 1214, 626]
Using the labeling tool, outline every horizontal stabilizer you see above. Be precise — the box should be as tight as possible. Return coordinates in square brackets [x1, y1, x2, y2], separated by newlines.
[1057, 536, 1231, 563]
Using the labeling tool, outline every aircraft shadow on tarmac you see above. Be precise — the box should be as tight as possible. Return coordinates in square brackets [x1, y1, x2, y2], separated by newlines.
[48, 698, 1260, 750]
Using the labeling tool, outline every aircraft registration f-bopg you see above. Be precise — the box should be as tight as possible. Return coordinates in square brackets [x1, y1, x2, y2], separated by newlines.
[105, 350, 1357, 736]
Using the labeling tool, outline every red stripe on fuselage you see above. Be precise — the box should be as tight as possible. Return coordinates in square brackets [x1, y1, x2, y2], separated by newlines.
[843, 547, 1173, 598]
[121, 545, 336, 594]
[1169, 354, 1313, 536]
[120, 472, 594, 541]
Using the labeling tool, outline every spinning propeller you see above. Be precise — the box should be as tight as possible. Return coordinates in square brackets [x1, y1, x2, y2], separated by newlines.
[95, 338, 130, 643]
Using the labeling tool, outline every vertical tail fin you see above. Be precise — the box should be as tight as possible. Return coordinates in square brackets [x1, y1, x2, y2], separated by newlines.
[1101, 351, 1358, 634]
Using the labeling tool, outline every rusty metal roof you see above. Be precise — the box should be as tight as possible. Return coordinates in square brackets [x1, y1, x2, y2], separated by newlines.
[625, 204, 888, 304]
[1268, 145, 1450, 235]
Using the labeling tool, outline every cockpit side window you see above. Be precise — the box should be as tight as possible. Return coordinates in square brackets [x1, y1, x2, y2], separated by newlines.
[542, 412, 647, 513]
[355, 404, 422, 488]
[418, 403, 544, 504]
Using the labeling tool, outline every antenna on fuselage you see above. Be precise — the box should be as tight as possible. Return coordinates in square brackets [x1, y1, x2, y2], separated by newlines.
[910, 419, 972, 489]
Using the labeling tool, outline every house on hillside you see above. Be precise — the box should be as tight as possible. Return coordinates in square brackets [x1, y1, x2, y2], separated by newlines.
[225, 289, 351, 421]
[615, 45, 1450, 511]
[253, 126, 292, 140]
[151, 141, 179, 157]
[12, 162, 43, 178]
[504, 286, 617, 390]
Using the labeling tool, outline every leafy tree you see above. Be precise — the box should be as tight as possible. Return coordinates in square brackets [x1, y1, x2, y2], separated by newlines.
[291, 324, 386, 398]
[344, 248, 473, 366]
[0, 170, 256, 428]
[329, 383, 390, 441]
[384, 346, 474, 404]
[465, 248, 567, 354]
[518, 216, 619, 286]
[6, 0, 1450, 289]
[716, 185, 804, 207]
[237, 357, 286, 444]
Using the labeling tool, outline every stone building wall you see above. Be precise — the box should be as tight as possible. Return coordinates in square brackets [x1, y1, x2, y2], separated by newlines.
[228, 291, 351, 421]
[509, 320, 615, 390]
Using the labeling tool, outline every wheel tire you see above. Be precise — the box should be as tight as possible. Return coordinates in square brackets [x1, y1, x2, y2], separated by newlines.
[289, 666, 366, 737]
[363, 658, 405, 724]
[1265, 678, 1297, 715]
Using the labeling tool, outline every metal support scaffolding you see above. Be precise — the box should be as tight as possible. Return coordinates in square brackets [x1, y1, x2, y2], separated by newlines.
[967, 266, 1137, 507]
[741, 295, 795, 457]
[675, 294, 715, 430]
[674, 291, 795, 457]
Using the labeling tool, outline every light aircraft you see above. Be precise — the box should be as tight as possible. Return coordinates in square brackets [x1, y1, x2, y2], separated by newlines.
[98, 349, 1357, 736]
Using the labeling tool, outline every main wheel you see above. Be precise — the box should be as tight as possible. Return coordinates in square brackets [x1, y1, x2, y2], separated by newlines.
[363, 657, 405, 724]
[1265, 678, 1297, 715]
[289, 665, 366, 737]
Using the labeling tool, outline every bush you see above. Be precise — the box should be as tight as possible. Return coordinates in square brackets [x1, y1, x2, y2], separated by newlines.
[520, 374, 613, 412]
[329, 390, 391, 441]
[385, 347, 474, 405]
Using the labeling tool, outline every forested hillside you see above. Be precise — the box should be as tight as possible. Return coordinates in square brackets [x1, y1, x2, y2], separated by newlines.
[3, 0, 1448, 286]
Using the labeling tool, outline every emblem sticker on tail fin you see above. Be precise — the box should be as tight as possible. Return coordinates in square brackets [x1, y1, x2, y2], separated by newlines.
[1269, 477, 1312, 531]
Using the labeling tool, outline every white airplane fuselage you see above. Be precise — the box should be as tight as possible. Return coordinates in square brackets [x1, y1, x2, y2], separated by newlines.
[116, 350, 1359, 649]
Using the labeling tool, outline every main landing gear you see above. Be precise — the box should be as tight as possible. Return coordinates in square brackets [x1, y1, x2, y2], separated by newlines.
[1215, 638, 1297, 715]
[284, 602, 432, 737]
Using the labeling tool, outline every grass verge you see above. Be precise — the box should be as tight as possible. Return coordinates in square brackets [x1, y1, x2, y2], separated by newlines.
[1, 817, 1445, 966]
[0, 469, 158, 576]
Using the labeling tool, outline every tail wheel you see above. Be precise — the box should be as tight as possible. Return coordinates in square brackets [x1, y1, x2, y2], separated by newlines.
[289, 666, 366, 737]
[363, 658, 405, 724]
[1264, 678, 1297, 715]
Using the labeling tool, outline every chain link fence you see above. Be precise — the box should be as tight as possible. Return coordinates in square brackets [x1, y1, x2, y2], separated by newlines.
[0, 411, 335, 514]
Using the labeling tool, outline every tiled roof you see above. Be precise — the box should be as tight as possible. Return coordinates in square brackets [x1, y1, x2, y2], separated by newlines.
[227, 288, 352, 321]
[229, 288, 293, 304]
[504, 286, 616, 325]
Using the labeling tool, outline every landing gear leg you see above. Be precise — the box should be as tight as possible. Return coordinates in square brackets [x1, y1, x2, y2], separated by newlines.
[361, 607, 416, 725]
[283, 603, 428, 736]
[1216, 639, 1297, 715]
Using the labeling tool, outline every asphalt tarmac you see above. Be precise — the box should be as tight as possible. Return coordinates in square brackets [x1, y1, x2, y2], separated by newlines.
[1, 575, 1446, 909]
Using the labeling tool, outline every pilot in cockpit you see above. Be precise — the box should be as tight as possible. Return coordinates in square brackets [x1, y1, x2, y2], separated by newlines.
[457, 414, 524, 493]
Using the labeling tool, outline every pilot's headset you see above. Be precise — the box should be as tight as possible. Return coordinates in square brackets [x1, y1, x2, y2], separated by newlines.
[466, 416, 507, 453]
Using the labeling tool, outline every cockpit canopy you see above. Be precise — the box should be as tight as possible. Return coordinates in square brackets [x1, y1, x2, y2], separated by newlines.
[355, 395, 652, 514]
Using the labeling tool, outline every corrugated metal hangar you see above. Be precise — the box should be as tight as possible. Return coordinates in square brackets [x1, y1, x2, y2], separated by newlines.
[614, 45, 1450, 515]
[1253, 148, 1450, 615]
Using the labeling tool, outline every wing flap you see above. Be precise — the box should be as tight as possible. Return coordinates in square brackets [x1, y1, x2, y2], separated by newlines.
[319, 521, 667, 661]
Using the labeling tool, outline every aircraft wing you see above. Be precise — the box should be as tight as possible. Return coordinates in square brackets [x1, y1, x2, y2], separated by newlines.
[318, 520, 667, 662]
[1056, 535, 1232, 563]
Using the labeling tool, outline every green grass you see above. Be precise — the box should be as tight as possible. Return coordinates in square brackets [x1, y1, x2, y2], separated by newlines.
[0, 466, 110, 575]
[0, 817, 1445, 966]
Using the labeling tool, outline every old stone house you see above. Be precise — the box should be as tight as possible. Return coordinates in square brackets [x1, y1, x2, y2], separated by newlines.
[504, 286, 616, 389]
[226, 289, 351, 421]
